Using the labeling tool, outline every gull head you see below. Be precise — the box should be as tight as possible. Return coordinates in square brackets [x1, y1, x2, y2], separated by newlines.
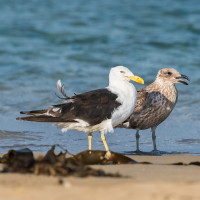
[156, 68, 190, 85]
[109, 66, 144, 85]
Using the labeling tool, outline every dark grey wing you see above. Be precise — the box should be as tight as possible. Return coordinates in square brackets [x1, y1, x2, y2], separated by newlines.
[17, 89, 121, 126]
[51, 89, 121, 125]
[128, 90, 174, 129]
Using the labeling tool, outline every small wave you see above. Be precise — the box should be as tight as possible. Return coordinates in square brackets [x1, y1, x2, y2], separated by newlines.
[177, 139, 200, 144]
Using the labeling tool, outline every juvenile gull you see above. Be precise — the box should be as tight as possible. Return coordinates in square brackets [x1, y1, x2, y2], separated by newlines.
[120, 68, 189, 153]
[17, 66, 144, 158]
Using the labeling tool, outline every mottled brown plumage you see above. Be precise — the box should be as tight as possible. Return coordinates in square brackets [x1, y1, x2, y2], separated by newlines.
[121, 68, 190, 153]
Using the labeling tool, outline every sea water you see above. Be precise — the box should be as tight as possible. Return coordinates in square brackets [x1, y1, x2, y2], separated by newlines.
[0, 0, 200, 154]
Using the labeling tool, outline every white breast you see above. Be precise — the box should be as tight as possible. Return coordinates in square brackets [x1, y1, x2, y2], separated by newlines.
[108, 82, 137, 127]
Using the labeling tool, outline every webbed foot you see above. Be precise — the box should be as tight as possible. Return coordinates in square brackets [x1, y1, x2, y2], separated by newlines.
[105, 151, 112, 160]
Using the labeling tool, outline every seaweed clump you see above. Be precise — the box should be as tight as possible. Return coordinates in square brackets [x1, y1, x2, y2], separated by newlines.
[0, 146, 136, 177]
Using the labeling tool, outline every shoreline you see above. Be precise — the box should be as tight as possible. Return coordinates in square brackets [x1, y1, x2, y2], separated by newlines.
[1, 154, 200, 199]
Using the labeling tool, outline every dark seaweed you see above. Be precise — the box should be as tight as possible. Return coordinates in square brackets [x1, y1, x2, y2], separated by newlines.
[0, 146, 137, 177]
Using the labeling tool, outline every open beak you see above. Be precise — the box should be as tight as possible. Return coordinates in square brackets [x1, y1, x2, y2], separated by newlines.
[126, 75, 144, 84]
[176, 74, 190, 85]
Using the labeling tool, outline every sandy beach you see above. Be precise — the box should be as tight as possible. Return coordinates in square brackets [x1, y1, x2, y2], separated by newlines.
[1, 154, 200, 200]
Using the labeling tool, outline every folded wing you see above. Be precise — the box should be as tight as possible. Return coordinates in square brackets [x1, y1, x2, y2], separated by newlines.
[17, 89, 121, 126]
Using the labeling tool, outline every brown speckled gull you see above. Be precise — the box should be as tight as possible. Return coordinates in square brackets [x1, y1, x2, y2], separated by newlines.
[120, 68, 190, 153]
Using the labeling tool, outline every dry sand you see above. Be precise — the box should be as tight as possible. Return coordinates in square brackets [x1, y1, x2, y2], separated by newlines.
[1, 154, 200, 200]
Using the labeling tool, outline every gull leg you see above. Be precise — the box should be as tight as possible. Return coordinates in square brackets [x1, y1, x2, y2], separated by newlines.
[101, 132, 111, 159]
[136, 129, 140, 152]
[88, 132, 93, 151]
[151, 127, 157, 151]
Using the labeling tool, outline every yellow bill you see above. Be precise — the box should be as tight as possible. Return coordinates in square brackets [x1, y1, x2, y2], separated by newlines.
[126, 75, 144, 84]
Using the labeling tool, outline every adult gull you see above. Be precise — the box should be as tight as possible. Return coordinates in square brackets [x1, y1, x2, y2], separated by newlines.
[17, 66, 144, 158]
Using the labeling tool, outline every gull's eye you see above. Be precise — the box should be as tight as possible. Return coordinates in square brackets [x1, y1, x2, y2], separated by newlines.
[167, 71, 172, 76]
[120, 70, 125, 74]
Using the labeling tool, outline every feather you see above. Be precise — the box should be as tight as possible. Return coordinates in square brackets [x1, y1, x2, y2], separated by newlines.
[55, 80, 70, 100]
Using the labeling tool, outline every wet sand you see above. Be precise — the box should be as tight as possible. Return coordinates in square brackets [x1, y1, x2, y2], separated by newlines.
[1, 154, 200, 200]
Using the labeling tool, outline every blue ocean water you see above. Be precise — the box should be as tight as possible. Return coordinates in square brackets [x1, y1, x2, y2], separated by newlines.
[0, 0, 199, 154]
